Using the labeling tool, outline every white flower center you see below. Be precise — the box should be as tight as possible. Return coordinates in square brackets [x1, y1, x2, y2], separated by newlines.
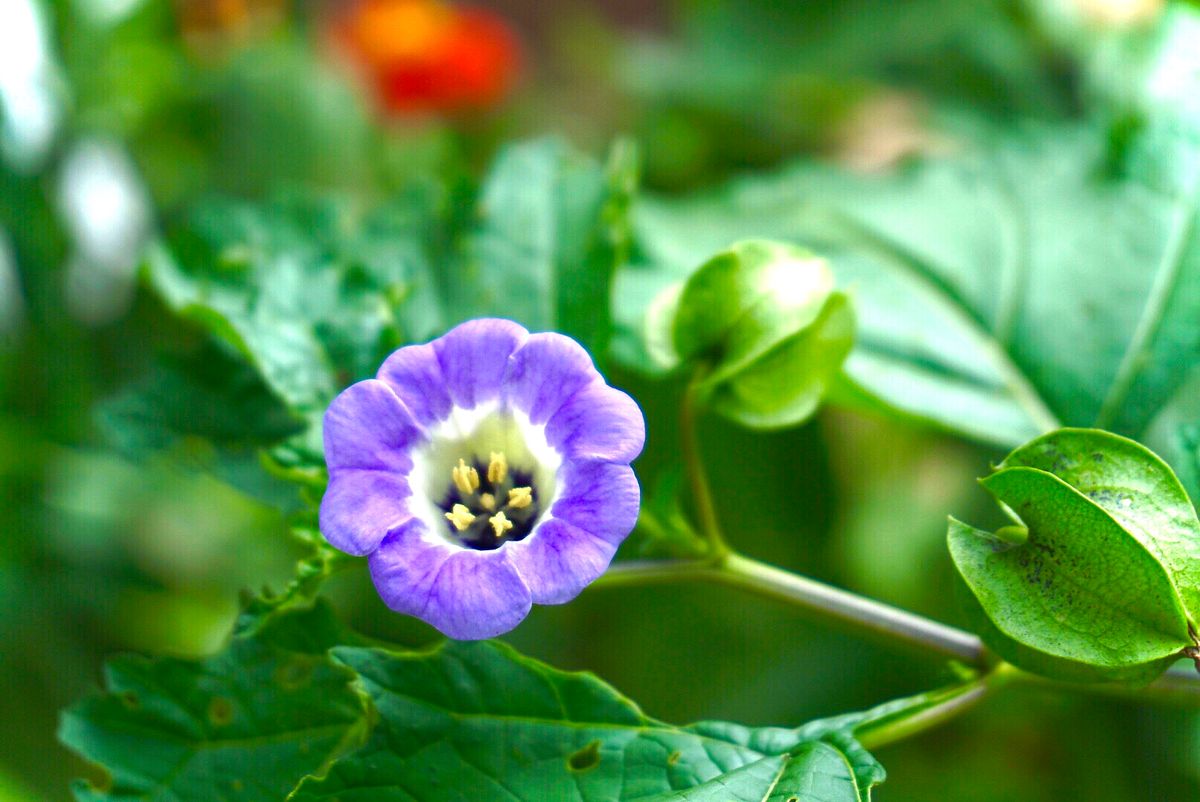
[407, 401, 561, 549]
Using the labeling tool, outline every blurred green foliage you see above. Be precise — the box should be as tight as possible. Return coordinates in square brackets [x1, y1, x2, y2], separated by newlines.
[2, 0, 1199, 800]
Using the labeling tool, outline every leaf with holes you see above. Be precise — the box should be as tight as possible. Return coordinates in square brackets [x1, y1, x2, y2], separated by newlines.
[289, 640, 884, 802]
[60, 599, 367, 802]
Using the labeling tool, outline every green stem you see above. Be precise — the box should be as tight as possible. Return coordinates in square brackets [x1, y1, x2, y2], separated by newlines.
[681, 369, 728, 556]
[856, 665, 1018, 750]
[598, 555, 985, 664]
[595, 554, 1200, 706]
[716, 553, 985, 663]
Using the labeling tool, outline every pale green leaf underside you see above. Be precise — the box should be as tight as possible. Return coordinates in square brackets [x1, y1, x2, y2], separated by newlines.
[290, 641, 880, 802]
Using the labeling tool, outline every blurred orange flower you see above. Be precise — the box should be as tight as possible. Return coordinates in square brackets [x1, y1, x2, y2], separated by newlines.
[330, 0, 521, 116]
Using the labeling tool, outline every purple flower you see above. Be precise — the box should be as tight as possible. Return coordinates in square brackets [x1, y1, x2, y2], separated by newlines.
[319, 319, 645, 639]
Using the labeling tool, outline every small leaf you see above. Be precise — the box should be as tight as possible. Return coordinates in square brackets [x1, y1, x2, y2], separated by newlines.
[290, 640, 882, 802]
[60, 599, 367, 802]
[949, 446, 1195, 682]
[669, 240, 855, 429]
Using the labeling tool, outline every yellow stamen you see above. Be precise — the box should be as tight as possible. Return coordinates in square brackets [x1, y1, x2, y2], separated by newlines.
[487, 451, 508, 485]
[479, 493, 496, 511]
[507, 486, 533, 509]
[489, 511, 514, 538]
[452, 458, 479, 495]
[444, 504, 476, 531]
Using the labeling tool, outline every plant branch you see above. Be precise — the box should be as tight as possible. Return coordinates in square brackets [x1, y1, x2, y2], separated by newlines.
[596, 554, 1200, 706]
[716, 553, 986, 664]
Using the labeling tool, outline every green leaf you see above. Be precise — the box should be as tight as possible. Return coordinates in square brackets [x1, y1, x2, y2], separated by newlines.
[145, 139, 636, 482]
[60, 599, 367, 802]
[1000, 428, 1200, 623]
[290, 640, 882, 802]
[948, 465, 1192, 682]
[147, 192, 441, 417]
[620, 107, 1200, 450]
[449, 138, 637, 359]
[666, 240, 855, 429]
[954, 577, 1173, 685]
[95, 340, 305, 507]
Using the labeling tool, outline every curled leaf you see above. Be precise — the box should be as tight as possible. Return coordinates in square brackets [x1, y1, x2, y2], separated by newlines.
[949, 429, 1200, 683]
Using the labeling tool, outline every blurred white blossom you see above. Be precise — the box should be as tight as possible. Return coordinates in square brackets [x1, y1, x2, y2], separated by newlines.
[58, 140, 153, 324]
[0, 0, 62, 171]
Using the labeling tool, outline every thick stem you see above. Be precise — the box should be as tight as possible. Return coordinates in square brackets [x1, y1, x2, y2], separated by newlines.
[596, 555, 1200, 706]
[596, 555, 984, 664]
[716, 553, 986, 664]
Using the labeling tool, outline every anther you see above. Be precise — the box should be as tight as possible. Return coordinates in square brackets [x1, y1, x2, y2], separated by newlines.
[507, 486, 533, 509]
[445, 504, 476, 531]
[452, 458, 480, 495]
[489, 511, 514, 538]
[479, 493, 496, 511]
[487, 451, 508, 485]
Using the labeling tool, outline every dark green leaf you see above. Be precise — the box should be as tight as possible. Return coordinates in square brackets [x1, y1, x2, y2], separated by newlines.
[145, 140, 636, 482]
[620, 102, 1200, 451]
[291, 640, 882, 802]
[60, 600, 367, 802]
[147, 191, 442, 416]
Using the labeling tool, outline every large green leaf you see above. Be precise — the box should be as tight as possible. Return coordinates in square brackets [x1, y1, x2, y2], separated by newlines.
[618, 1, 1200, 466]
[447, 138, 637, 359]
[290, 640, 884, 802]
[60, 600, 367, 802]
[619, 114, 1200, 453]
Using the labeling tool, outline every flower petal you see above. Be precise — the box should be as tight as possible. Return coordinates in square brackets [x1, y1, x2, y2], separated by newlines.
[320, 469, 412, 556]
[324, 379, 425, 472]
[544, 382, 646, 463]
[551, 461, 640, 544]
[376, 341, 452, 429]
[503, 332, 601, 424]
[508, 519, 618, 605]
[432, 318, 528, 410]
[369, 520, 532, 640]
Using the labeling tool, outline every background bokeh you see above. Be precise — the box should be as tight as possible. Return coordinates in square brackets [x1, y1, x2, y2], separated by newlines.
[1, 1, 1198, 800]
